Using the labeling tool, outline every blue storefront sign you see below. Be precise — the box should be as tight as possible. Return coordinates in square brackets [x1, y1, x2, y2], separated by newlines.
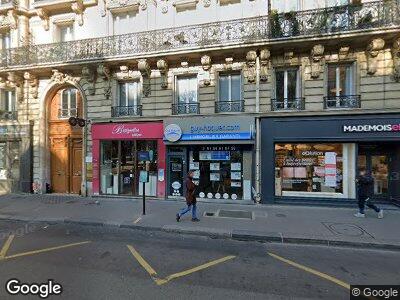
[163, 116, 254, 142]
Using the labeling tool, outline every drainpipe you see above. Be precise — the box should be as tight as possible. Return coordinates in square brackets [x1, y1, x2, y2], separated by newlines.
[255, 53, 261, 203]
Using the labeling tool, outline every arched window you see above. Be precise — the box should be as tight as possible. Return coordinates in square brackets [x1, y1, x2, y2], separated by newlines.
[59, 88, 77, 119]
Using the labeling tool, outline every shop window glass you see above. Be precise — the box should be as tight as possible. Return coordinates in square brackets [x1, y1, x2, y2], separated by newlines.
[327, 64, 354, 98]
[219, 73, 241, 102]
[59, 88, 78, 118]
[100, 140, 158, 196]
[275, 143, 343, 195]
[176, 76, 198, 104]
[188, 145, 252, 200]
[119, 82, 140, 107]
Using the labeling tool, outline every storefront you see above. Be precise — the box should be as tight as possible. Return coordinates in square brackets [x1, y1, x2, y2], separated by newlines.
[261, 114, 400, 205]
[91, 122, 166, 198]
[164, 116, 255, 202]
[0, 124, 32, 195]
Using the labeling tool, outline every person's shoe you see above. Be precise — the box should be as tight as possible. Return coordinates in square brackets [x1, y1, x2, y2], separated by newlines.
[191, 218, 200, 222]
[378, 209, 384, 219]
[354, 212, 365, 218]
[176, 214, 180, 222]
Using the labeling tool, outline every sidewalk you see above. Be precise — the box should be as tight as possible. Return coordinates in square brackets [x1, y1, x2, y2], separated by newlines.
[1, 194, 399, 250]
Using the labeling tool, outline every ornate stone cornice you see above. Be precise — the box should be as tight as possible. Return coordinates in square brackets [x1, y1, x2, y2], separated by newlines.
[156, 59, 168, 89]
[36, 8, 49, 31]
[51, 69, 80, 85]
[81, 66, 96, 95]
[245, 50, 257, 83]
[97, 64, 111, 99]
[71, 0, 85, 26]
[338, 46, 350, 60]
[201, 55, 211, 86]
[259, 49, 270, 82]
[392, 37, 400, 82]
[24, 72, 39, 99]
[138, 59, 151, 96]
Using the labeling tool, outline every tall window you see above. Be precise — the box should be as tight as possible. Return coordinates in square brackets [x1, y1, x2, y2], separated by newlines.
[176, 76, 197, 104]
[219, 73, 241, 102]
[59, 88, 77, 118]
[118, 82, 141, 107]
[273, 0, 349, 11]
[0, 90, 15, 112]
[275, 69, 300, 109]
[1, 32, 10, 50]
[59, 25, 74, 42]
[327, 64, 354, 98]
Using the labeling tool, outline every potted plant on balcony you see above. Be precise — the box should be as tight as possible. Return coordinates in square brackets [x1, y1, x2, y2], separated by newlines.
[284, 11, 300, 36]
[270, 9, 283, 38]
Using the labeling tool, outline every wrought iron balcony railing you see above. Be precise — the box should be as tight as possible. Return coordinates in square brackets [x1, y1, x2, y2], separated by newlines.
[0, 110, 17, 120]
[172, 103, 200, 115]
[324, 95, 361, 109]
[58, 108, 78, 118]
[0, 0, 399, 68]
[271, 97, 305, 111]
[111, 105, 142, 117]
[215, 100, 244, 113]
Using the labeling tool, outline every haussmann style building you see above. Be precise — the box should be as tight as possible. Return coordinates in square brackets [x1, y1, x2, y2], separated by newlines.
[0, 0, 399, 207]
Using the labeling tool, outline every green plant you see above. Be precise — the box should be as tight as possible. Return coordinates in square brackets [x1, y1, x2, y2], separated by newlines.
[270, 10, 283, 38]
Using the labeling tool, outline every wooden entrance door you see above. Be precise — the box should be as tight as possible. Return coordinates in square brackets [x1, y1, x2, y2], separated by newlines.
[50, 137, 68, 193]
[70, 138, 82, 194]
[48, 87, 83, 194]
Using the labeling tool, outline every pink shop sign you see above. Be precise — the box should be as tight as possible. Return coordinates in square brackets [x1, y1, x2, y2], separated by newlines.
[92, 122, 163, 140]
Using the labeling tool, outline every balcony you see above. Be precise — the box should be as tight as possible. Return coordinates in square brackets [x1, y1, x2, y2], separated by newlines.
[58, 108, 77, 118]
[271, 97, 305, 111]
[0, 0, 398, 69]
[324, 95, 361, 109]
[111, 105, 142, 117]
[172, 103, 200, 115]
[215, 100, 244, 113]
[0, 110, 17, 120]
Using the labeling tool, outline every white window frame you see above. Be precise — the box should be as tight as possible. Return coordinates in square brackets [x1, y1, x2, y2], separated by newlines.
[1, 32, 11, 50]
[1, 90, 15, 112]
[58, 24, 74, 42]
[175, 75, 198, 104]
[274, 68, 300, 109]
[118, 81, 141, 107]
[218, 72, 242, 102]
[59, 88, 77, 118]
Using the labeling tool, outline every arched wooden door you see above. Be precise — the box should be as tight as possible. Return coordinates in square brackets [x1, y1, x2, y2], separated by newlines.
[48, 87, 83, 194]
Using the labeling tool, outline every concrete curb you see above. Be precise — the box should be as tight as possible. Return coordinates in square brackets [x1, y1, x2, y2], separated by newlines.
[1, 216, 400, 251]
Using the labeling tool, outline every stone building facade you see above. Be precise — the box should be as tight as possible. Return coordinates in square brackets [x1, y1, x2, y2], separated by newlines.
[0, 0, 399, 204]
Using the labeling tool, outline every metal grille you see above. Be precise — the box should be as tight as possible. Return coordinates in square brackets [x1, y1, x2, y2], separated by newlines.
[324, 95, 361, 109]
[172, 103, 200, 115]
[271, 97, 305, 111]
[215, 100, 244, 113]
[111, 105, 142, 117]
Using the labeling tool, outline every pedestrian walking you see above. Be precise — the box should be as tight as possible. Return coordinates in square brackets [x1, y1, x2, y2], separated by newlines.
[176, 171, 200, 222]
[354, 168, 383, 218]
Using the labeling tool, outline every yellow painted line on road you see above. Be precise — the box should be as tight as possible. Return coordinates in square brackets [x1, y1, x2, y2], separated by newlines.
[160, 255, 236, 286]
[127, 244, 236, 286]
[127, 245, 158, 277]
[268, 252, 350, 290]
[2, 241, 91, 261]
[133, 217, 142, 224]
[0, 235, 15, 259]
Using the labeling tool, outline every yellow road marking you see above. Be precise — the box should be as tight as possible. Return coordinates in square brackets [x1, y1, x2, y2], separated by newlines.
[268, 252, 350, 290]
[0, 235, 15, 259]
[133, 217, 142, 224]
[127, 244, 236, 285]
[127, 245, 158, 277]
[2, 241, 91, 261]
[160, 255, 236, 285]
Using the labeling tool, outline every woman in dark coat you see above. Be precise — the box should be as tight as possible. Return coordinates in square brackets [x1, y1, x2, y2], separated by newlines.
[176, 171, 200, 222]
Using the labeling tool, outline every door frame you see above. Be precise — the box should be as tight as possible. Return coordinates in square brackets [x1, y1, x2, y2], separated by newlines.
[166, 147, 187, 198]
[358, 144, 394, 202]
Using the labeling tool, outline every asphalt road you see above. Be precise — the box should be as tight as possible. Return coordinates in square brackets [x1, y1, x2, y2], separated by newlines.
[0, 220, 399, 300]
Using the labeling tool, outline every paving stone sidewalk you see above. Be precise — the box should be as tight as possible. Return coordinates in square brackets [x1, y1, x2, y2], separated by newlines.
[0, 194, 399, 250]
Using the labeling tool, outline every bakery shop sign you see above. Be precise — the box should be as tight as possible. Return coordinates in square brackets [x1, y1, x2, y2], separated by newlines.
[343, 123, 400, 133]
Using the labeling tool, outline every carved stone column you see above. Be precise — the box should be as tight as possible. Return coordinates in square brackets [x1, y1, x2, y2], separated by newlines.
[392, 37, 400, 82]
[81, 66, 96, 95]
[201, 55, 211, 86]
[366, 38, 385, 75]
[310, 44, 324, 79]
[157, 59, 168, 89]
[138, 59, 151, 97]
[245, 51, 257, 83]
[97, 64, 111, 99]
[259, 49, 270, 82]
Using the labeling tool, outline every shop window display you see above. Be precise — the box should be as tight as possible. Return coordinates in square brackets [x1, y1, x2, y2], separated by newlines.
[275, 143, 344, 195]
[188, 145, 252, 200]
[100, 140, 158, 196]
